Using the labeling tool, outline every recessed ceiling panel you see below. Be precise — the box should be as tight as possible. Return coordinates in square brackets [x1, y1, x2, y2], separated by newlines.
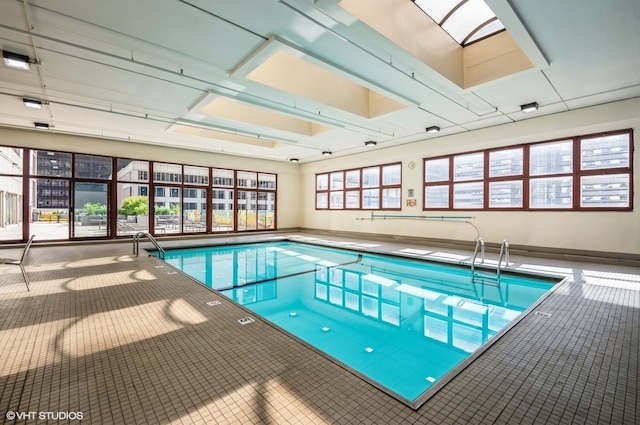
[200, 97, 332, 137]
[232, 36, 409, 120]
[246, 50, 406, 119]
[172, 124, 279, 149]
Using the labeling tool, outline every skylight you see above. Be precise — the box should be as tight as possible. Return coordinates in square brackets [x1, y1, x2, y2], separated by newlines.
[413, 0, 505, 46]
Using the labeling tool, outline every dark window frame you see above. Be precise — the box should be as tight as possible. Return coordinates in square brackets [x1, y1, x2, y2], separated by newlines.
[315, 162, 402, 211]
[423, 129, 633, 211]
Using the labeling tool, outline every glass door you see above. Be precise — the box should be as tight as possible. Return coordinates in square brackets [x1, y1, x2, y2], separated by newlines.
[73, 182, 109, 238]
[31, 178, 70, 241]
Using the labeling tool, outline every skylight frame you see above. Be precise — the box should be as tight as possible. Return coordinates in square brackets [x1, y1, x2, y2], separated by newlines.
[412, 0, 506, 46]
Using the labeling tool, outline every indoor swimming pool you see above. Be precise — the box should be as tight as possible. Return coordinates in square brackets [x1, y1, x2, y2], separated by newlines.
[158, 241, 557, 406]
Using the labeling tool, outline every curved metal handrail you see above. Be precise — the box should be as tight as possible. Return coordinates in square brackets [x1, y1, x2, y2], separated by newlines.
[471, 237, 484, 273]
[497, 239, 510, 279]
[133, 231, 165, 260]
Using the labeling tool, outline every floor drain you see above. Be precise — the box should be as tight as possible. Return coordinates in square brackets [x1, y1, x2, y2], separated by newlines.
[535, 311, 551, 317]
[206, 300, 221, 306]
[238, 317, 255, 325]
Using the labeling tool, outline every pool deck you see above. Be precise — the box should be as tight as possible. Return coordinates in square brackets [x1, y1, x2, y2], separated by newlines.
[0, 231, 638, 424]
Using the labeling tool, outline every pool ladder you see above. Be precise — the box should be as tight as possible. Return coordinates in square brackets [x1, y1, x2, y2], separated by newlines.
[471, 238, 510, 282]
[133, 231, 165, 260]
[497, 239, 510, 279]
[471, 238, 485, 271]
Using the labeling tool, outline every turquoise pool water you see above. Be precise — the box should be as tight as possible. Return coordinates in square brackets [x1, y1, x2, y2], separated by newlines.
[159, 241, 555, 405]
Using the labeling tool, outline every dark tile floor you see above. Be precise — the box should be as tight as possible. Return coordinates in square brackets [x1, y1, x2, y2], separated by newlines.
[0, 232, 637, 424]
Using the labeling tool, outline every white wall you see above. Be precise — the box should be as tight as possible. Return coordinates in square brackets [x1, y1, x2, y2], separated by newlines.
[1, 97, 638, 256]
[299, 98, 640, 256]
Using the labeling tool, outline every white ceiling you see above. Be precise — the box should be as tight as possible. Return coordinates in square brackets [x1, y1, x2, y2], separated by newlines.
[1, 0, 639, 163]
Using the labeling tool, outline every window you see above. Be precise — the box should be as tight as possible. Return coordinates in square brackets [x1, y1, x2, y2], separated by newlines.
[454, 153, 483, 181]
[1, 145, 278, 239]
[413, 0, 505, 46]
[382, 188, 401, 209]
[488, 148, 523, 208]
[452, 153, 484, 209]
[315, 162, 402, 210]
[489, 181, 522, 208]
[213, 169, 234, 187]
[183, 165, 208, 185]
[530, 177, 572, 209]
[330, 172, 344, 190]
[453, 182, 483, 209]
[233, 170, 276, 232]
[382, 164, 401, 185]
[345, 170, 360, 188]
[425, 158, 450, 208]
[489, 148, 523, 177]
[117, 159, 148, 182]
[75, 154, 112, 179]
[362, 167, 379, 188]
[530, 141, 573, 176]
[425, 185, 449, 208]
[258, 173, 276, 189]
[237, 171, 257, 188]
[316, 192, 328, 209]
[362, 189, 380, 209]
[330, 191, 344, 209]
[581, 134, 629, 170]
[423, 129, 632, 211]
[345, 191, 360, 208]
[425, 158, 449, 182]
[581, 174, 629, 208]
[32, 151, 72, 177]
[184, 188, 198, 198]
[579, 133, 631, 208]
[316, 174, 329, 191]
[153, 162, 181, 183]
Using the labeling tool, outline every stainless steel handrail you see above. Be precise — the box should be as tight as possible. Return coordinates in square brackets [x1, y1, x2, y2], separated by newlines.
[471, 237, 484, 273]
[497, 239, 510, 279]
[133, 231, 165, 260]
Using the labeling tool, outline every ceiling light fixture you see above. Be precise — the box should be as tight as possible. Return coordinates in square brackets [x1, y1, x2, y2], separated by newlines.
[289, 158, 299, 163]
[520, 102, 538, 113]
[425, 126, 440, 134]
[23, 98, 42, 109]
[3, 50, 31, 70]
[34, 122, 49, 130]
[364, 141, 377, 147]
[322, 150, 332, 156]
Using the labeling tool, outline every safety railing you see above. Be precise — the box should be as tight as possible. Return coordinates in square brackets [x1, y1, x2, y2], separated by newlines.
[471, 238, 510, 286]
[133, 231, 165, 260]
[497, 239, 510, 279]
[356, 211, 480, 240]
[470, 237, 485, 273]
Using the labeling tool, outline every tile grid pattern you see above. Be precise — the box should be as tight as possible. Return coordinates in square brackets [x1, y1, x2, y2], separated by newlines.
[0, 233, 637, 424]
